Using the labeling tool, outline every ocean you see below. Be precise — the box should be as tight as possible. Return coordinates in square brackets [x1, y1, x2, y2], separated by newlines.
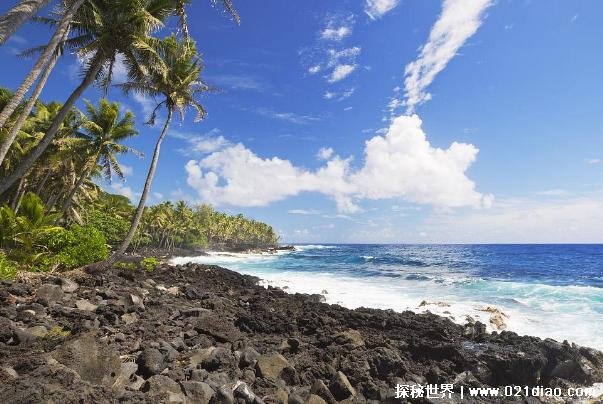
[171, 244, 603, 350]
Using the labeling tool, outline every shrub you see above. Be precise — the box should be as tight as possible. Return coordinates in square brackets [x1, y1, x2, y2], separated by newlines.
[140, 257, 159, 272]
[41, 225, 109, 270]
[0, 252, 18, 280]
[87, 209, 130, 246]
[116, 261, 136, 270]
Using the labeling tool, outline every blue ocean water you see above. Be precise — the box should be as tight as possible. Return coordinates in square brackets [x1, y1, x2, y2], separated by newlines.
[172, 244, 603, 350]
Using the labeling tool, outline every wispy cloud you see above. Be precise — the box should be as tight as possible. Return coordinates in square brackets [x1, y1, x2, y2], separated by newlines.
[536, 189, 568, 197]
[256, 107, 321, 124]
[365, 0, 400, 20]
[398, 0, 494, 114]
[207, 74, 266, 92]
[320, 14, 355, 41]
[585, 158, 600, 165]
[171, 128, 231, 155]
[328, 64, 356, 83]
[288, 209, 321, 215]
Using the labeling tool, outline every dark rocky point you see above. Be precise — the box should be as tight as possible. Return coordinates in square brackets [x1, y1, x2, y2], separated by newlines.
[0, 262, 601, 403]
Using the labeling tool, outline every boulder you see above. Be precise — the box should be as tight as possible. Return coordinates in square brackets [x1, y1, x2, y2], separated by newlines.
[75, 299, 98, 312]
[112, 362, 138, 389]
[180, 381, 214, 404]
[334, 330, 364, 348]
[239, 346, 260, 368]
[195, 312, 242, 342]
[59, 278, 79, 293]
[311, 379, 337, 404]
[256, 352, 290, 381]
[329, 371, 356, 401]
[141, 375, 185, 402]
[51, 332, 121, 386]
[306, 395, 327, 404]
[136, 348, 166, 378]
[37, 284, 63, 305]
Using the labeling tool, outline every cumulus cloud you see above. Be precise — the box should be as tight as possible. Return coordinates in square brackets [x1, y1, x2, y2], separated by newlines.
[321, 26, 351, 41]
[171, 128, 231, 155]
[185, 114, 491, 213]
[317, 147, 334, 160]
[401, 0, 493, 114]
[365, 0, 400, 19]
[110, 182, 139, 202]
[329, 64, 356, 83]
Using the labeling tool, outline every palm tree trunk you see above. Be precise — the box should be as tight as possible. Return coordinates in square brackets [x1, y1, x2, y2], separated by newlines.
[35, 169, 52, 194]
[10, 176, 27, 211]
[0, 36, 63, 166]
[0, 0, 52, 45]
[0, 0, 84, 132]
[0, 55, 103, 196]
[61, 160, 96, 214]
[107, 109, 173, 265]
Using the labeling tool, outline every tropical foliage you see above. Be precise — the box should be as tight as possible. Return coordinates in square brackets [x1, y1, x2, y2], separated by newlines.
[0, 1, 280, 279]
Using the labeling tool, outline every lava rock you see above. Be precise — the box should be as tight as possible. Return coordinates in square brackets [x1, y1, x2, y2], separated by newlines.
[256, 352, 290, 381]
[136, 348, 166, 378]
[330, 371, 356, 401]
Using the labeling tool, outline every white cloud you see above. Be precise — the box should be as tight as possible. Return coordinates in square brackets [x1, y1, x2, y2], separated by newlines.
[207, 74, 265, 91]
[323, 91, 336, 100]
[536, 189, 568, 197]
[365, 0, 400, 19]
[120, 164, 134, 177]
[288, 209, 321, 215]
[421, 195, 603, 243]
[110, 182, 139, 202]
[132, 92, 157, 118]
[185, 114, 491, 213]
[308, 65, 321, 74]
[329, 64, 356, 83]
[323, 88, 355, 101]
[586, 158, 600, 164]
[317, 147, 334, 160]
[171, 128, 231, 155]
[321, 26, 352, 41]
[256, 108, 321, 124]
[401, 0, 493, 114]
[327, 47, 361, 67]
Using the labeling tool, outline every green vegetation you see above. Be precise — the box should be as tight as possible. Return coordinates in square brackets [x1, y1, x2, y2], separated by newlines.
[140, 257, 159, 272]
[0, 1, 278, 277]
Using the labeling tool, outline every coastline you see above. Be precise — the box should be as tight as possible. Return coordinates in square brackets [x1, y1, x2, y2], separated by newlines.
[1, 260, 602, 403]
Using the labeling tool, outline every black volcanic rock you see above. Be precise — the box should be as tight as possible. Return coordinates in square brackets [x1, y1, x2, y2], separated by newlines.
[0, 262, 601, 403]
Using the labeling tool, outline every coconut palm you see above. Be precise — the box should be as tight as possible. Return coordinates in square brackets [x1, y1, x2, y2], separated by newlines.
[0, 0, 174, 196]
[108, 34, 207, 263]
[61, 98, 139, 214]
[0, 0, 84, 147]
[0, 0, 54, 46]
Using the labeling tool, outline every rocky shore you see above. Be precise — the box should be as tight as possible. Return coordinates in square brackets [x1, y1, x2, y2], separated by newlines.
[1, 261, 602, 403]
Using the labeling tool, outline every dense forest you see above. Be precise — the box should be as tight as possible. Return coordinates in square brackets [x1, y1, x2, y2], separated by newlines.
[0, 1, 279, 279]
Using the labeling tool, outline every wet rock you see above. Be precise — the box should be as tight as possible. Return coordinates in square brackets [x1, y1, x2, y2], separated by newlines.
[180, 380, 214, 404]
[51, 332, 121, 386]
[75, 299, 98, 312]
[136, 347, 165, 378]
[142, 375, 185, 402]
[37, 284, 64, 305]
[330, 371, 356, 401]
[256, 352, 290, 381]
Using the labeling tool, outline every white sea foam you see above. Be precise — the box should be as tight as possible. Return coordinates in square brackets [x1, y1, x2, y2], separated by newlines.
[171, 253, 603, 351]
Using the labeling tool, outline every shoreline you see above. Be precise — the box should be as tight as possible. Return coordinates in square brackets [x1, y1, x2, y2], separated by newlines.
[1, 260, 602, 403]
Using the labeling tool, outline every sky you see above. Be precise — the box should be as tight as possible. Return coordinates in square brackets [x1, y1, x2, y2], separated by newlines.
[1, 0, 603, 243]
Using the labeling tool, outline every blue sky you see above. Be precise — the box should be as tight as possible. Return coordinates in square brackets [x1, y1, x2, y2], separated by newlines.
[2, 0, 602, 243]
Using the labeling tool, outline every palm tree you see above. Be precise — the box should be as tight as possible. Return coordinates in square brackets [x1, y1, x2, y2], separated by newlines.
[60, 99, 138, 215]
[0, 0, 173, 196]
[0, 0, 54, 46]
[0, 0, 84, 143]
[108, 34, 207, 263]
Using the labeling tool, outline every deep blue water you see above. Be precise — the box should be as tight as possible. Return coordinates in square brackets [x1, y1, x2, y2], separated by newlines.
[172, 244, 603, 349]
